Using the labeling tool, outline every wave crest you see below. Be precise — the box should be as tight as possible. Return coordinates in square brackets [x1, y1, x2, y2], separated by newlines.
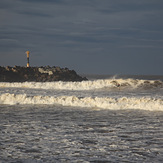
[0, 79, 163, 90]
[0, 93, 163, 111]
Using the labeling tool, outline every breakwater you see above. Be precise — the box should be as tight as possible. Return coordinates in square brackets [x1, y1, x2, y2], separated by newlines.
[0, 66, 87, 82]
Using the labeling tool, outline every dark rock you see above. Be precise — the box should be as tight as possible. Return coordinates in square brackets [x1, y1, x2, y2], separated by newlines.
[0, 66, 88, 82]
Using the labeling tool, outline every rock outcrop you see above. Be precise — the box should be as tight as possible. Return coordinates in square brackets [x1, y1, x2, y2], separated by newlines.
[0, 66, 87, 82]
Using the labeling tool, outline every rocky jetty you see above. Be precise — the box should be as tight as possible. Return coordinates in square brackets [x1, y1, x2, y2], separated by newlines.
[0, 66, 87, 82]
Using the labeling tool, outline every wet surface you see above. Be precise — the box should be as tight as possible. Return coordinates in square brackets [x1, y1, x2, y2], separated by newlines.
[0, 105, 163, 162]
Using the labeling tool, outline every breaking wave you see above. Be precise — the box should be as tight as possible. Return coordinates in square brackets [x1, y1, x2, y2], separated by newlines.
[0, 79, 162, 90]
[0, 93, 163, 111]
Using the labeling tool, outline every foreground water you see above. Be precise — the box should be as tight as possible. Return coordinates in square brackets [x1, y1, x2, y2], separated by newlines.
[0, 75, 163, 162]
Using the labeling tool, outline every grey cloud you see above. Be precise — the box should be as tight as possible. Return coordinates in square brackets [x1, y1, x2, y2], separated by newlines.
[0, 0, 163, 74]
[19, 0, 63, 3]
[17, 10, 52, 17]
[0, 0, 15, 9]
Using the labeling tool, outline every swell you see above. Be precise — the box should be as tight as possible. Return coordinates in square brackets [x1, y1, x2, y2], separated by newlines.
[0, 93, 163, 111]
[0, 79, 162, 90]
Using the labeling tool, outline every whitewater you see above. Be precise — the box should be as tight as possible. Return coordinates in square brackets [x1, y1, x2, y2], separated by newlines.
[0, 78, 163, 111]
[0, 76, 163, 162]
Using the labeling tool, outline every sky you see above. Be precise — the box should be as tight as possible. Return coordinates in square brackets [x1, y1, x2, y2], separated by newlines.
[0, 0, 163, 75]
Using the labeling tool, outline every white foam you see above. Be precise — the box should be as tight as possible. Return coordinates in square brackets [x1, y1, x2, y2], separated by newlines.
[0, 79, 162, 90]
[0, 93, 163, 111]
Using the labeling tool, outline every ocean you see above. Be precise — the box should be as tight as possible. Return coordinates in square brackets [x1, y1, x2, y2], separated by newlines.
[0, 75, 163, 162]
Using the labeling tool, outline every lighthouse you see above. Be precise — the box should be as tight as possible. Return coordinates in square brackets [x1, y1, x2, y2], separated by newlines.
[26, 51, 30, 67]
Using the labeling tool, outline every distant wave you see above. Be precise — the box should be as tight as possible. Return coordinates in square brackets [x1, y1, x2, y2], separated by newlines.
[0, 79, 162, 90]
[0, 93, 163, 111]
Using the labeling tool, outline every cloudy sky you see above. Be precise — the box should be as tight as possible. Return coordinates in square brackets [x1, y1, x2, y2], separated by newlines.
[0, 0, 163, 75]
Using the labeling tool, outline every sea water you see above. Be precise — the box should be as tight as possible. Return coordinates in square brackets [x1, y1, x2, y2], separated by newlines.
[0, 75, 163, 162]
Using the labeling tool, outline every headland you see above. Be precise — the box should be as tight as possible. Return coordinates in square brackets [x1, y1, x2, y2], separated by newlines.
[0, 66, 87, 82]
